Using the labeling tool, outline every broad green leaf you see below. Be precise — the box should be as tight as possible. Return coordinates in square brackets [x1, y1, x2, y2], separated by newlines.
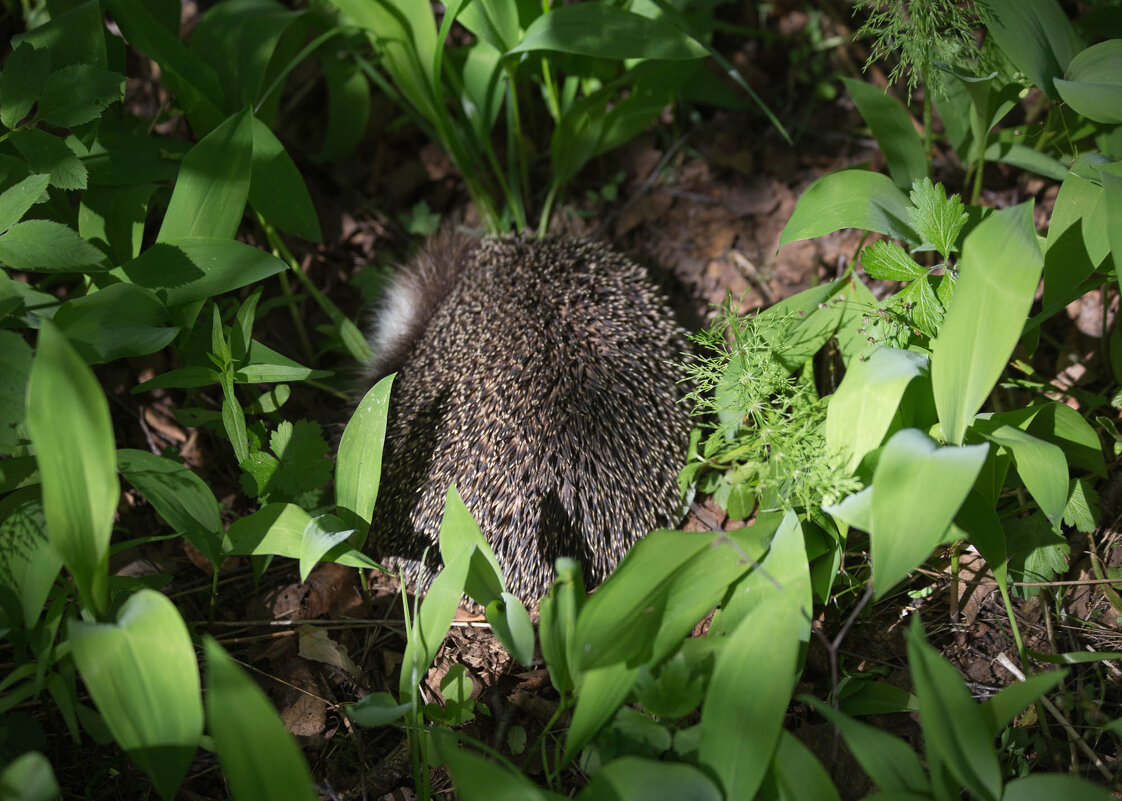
[0, 330, 32, 453]
[0, 43, 51, 129]
[0, 220, 106, 272]
[120, 238, 286, 306]
[1098, 162, 1122, 290]
[71, 590, 203, 800]
[983, 138, 1068, 181]
[434, 729, 564, 801]
[907, 618, 1002, 801]
[437, 484, 504, 606]
[538, 558, 584, 695]
[574, 531, 738, 669]
[979, 0, 1084, 100]
[485, 592, 535, 666]
[0, 488, 61, 629]
[1064, 478, 1098, 533]
[461, 41, 506, 142]
[1027, 402, 1105, 478]
[871, 429, 987, 596]
[220, 371, 248, 464]
[764, 730, 842, 801]
[189, 0, 306, 112]
[709, 511, 809, 639]
[36, 64, 124, 128]
[299, 513, 355, 582]
[315, 54, 370, 162]
[234, 340, 332, 383]
[249, 117, 321, 242]
[981, 670, 1065, 736]
[578, 757, 723, 801]
[803, 697, 929, 794]
[564, 662, 641, 762]
[0, 751, 60, 801]
[931, 202, 1042, 445]
[634, 653, 705, 719]
[778, 170, 917, 247]
[907, 178, 968, 259]
[698, 589, 803, 801]
[346, 692, 411, 727]
[1041, 165, 1108, 310]
[133, 366, 220, 393]
[104, 0, 225, 133]
[0, 173, 50, 233]
[223, 503, 377, 569]
[10, 128, 87, 190]
[859, 240, 926, 281]
[825, 485, 872, 532]
[331, 0, 440, 122]
[13, 0, 107, 70]
[842, 78, 926, 191]
[1006, 512, 1069, 594]
[117, 449, 223, 566]
[826, 347, 928, 472]
[458, 0, 519, 53]
[335, 373, 394, 532]
[82, 129, 190, 185]
[981, 426, 1068, 528]
[78, 183, 157, 265]
[510, 4, 706, 60]
[158, 109, 253, 242]
[54, 284, 179, 364]
[27, 322, 117, 616]
[1054, 40, 1122, 124]
[204, 637, 316, 801]
[398, 549, 471, 700]
[1001, 774, 1116, 801]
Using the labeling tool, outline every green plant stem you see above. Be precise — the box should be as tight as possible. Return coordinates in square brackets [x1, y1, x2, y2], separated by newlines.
[537, 182, 560, 238]
[503, 65, 531, 231]
[922, 92, 933, 175]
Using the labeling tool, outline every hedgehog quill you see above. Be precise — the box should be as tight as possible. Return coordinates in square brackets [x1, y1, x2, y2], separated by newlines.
[363, 233, 691, 603]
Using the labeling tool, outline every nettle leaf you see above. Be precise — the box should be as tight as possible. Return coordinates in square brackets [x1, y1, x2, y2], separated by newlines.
[36, 64, 125, 128]
[860, 240, 927, 281]
[1063, 478, 1099, 534]
[907, 178, 968, 260]
[264, 420, 332, 501]
[0, 220, 106, 271]
[10, 128, 87, 190]
[0, 43, 51, 129]
[894, 276, 945, 339]
[1006, 512, 1069, 597]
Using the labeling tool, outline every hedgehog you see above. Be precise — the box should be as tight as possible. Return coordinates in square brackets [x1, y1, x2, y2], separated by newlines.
[362, 232, 691, 603]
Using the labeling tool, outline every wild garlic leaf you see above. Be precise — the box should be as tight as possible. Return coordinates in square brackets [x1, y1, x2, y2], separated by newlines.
[894, 276, 945, 338]
[861, 240, 927, 281]
[907, 178, 968, 260]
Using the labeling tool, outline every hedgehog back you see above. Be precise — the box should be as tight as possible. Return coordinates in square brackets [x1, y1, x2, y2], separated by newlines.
[369, 235, 690, 602]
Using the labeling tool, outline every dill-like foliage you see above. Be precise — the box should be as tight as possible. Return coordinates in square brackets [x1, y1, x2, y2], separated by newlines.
[682, 302, 862, 514]
[854, 0, 981, 94]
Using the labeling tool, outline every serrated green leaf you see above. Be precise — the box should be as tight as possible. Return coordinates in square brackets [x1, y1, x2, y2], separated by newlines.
[0, 330, 32, 454]
[0, 488, 61, 629]
[0, 220, 106, 272]
[265, 419, 331, 501]
[907, 178, 968, 260]
[1063, 478, 1098, 533]
[10, 128, 87, 190]
[0, 43, 51, 128]
[860, 240, 927, 281]
[37, 64, 124, 128]
[120, 238, 286, 306]
[894, 275, 945, 338]
[1006, 512, 1069, 596]
[0, 173, 50, 234]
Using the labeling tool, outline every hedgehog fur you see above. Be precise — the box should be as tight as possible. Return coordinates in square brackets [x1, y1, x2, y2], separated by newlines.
[363, 233, 690, 603]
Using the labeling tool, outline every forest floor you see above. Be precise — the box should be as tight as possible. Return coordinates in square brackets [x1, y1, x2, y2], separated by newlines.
[74, 2, 1122, 799]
